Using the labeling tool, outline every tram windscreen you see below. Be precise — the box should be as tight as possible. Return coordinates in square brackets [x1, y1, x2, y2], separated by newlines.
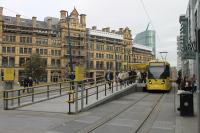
[148, 63, 170, 79]
[148, 66, 165, 79]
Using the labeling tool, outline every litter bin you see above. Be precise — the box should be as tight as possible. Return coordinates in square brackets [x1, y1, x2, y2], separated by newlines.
[180, 92, 194, 116]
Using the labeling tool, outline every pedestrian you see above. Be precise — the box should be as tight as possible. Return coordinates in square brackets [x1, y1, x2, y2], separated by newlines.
[176, 74, 182, 90]
[28, 77, 33, 93]
[117, 71, 123, 86]
[136, 70, 141, 83]
[141, 71, 147, 83]
[23, 77, 28, 93]
[190, 74, 197, 93]
[105, 71, 113, 90]
[181, 76, 192, 91]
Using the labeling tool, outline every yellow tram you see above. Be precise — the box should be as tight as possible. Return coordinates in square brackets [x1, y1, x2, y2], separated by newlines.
[146, 60, 171, 91]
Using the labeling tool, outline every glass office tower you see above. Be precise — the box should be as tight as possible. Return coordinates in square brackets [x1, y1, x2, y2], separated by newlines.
[134, 30, 156, 56]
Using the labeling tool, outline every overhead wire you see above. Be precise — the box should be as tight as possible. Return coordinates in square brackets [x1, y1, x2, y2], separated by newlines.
[139, 0, 163, 56]
[4, 7, 31, 19]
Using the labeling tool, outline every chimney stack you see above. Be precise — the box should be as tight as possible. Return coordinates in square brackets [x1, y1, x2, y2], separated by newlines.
[16, 14, 21, 26]
[106, 27, 110, 32]
[80, 14, 86, 26]
[92, 26, 97, 30]
[32, 16, 37, 27]
[0, 7, 3, 21]
[60, 10, 67, 20]
[111, 30, 115, 33]
[47, 18, 52, 29]
[102, 28, 106, 32]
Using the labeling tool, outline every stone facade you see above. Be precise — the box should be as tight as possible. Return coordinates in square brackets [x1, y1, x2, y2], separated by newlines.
[0, 7, 154, 83]
[0, 7, 86, 82]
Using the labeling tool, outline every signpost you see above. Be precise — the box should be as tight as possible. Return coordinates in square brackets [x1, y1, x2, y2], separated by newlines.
[75, 65, 85, 81]
[4, 68, 15, 107]
[4, 68, 14, 81]
[4, 68, 14, 90]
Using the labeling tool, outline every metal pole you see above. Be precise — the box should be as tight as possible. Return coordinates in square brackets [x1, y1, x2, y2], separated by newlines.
[196, 51, 200, 133]
[196, 28, 200, 133]
[75, 83, 78, 113]
[81, 82, 84, 111]
[114, 41, 117, 80]
[66, 12, 73, 73]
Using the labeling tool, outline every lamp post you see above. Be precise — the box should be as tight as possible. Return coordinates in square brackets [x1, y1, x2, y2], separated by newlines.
[66, 11, 73, 73]
[114, 40, 117, 77]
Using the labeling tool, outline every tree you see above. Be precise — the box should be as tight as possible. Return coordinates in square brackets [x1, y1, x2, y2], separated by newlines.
[24, 53, 46, 82]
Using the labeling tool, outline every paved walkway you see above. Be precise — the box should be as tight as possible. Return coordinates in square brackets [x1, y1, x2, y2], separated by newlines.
[16, 83, 136, 113]
[0, 84, 198, 133]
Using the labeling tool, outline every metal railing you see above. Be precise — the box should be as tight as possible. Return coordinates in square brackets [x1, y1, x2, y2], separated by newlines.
[66, 76, 137, 113]
[3, 81, 71, 110]
[3, 75, 137, 113]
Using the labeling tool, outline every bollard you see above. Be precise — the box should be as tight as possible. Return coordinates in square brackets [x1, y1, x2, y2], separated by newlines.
[111, 82, 113, 93]
[105, 84, 107, 96]
[96, 86, 99, 100]
[75, 84, 78, 113]
[47, 85, 50, 99]
[18, 90, 20, 106]
[32, 88, 34, 102]
[59, 83, 62, 95]
[3, 91, 8, 110]
[86, 89, 88, 105]
[81, 83, 84, 111]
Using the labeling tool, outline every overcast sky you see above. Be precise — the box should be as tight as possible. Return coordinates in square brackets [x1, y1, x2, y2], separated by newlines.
[0, 0, 188, 66]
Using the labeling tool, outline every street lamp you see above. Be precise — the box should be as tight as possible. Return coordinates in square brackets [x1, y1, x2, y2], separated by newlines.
[66, 11, 73, 73]
[114, 40, 117, 77]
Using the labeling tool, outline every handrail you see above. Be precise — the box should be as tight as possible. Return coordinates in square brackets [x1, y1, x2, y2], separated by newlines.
[3, 75, 138, 113]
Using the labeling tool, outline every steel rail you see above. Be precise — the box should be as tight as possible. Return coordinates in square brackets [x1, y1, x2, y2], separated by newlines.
[75, 93, 150, 133]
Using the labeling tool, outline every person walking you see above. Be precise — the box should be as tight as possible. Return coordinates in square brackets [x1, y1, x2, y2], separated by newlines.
[176, 75, 182, 90]
[28, 77, 33, 93]
[190, 74, 197, 93]
[105, 71, 113, 90]
[23, 77, 28, 93]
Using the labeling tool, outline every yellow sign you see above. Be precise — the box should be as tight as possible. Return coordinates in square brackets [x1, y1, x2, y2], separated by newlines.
[128, 63, 147, 70]
[122, 61, 128, 65]
[75, 66, 85, 81]
[4, 68, 14, 81]
[149, 62, 164, 66]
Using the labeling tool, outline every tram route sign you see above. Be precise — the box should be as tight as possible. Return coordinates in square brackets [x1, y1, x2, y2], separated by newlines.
[4, 68, 14, 81]
[75, 65, 85, 81]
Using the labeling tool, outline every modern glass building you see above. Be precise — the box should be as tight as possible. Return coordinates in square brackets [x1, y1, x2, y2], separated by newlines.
[134, 30, 156, 56]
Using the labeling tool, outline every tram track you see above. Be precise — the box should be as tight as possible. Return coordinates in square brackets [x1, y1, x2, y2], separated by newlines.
[75, 93, 165, 133]
[134, 93, 165, 133]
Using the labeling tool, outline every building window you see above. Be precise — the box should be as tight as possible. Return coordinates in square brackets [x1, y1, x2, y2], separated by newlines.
[20, 36, 32, 44]
[40, 49, 43, 55]
[44, 49, 47, 55]
[36, 38, 48, 45]
[2, 47, 15, 53]
[3, 35, 16, 43]
[52, 39, 61, 47]
[36, 48, 48, 55]
[51, 59, 61, 67]
[51, 50, 61, 56]
[2, 56, 15, 67]
[42, 58, 47, 67]
[19, 48, 32, 54]
[19, 57, 25, 66]
[2, 47, 6, 53]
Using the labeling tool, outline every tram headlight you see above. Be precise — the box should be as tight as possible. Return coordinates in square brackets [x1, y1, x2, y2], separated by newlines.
[149, 80, 152, 84]
[161, 80, 165, 84]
